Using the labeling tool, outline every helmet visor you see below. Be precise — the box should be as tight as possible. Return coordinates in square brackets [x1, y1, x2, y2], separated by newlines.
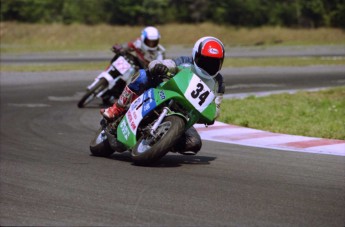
[195, 54, 223, 76]
[144, 38, 159, 48]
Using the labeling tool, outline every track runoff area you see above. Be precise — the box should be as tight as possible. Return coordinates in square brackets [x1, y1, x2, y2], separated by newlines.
[194, 121, 345, 157]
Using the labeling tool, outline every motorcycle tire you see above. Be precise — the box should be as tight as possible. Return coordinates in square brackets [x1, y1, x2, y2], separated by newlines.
[78, 78, 108, 108]
[131, 115, 186, 165]
[90, 127, 114, 157]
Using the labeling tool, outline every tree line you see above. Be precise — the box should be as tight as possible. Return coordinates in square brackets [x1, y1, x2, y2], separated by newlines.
[1, 0, 344, 28]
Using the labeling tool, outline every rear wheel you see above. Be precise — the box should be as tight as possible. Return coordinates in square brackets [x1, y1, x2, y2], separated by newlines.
[78, 78, 108, 108]
[90, 127, 114, 157]
[131, 115, 185, 165]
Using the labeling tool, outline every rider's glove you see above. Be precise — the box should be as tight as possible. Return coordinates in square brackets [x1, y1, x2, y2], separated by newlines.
[149, 63, 169, 78]
[111, 44, 124, 54]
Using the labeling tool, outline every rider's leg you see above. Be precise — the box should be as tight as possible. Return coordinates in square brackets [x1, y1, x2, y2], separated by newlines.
[173, 127, 202, 155]
[101, 69, 150, 121]
[101, 85, 138, 120]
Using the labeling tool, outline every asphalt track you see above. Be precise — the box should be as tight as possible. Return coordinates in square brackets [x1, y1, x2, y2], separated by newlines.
[1, 63, 344, 226]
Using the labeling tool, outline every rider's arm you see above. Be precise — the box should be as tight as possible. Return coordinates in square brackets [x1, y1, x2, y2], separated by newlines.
[148, 59, 178, 75]
[148, 56, 193, 75]
[157, 44, 166, 60]
[215, 73, 225, 94]
[214, 73, 225, 119]
[155, 52, 164, 61]
[173, 56, 193, 66]
[111, 42, 129, 53]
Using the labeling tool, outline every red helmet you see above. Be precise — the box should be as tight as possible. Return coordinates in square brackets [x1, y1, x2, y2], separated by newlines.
[192, 36, 225, 79]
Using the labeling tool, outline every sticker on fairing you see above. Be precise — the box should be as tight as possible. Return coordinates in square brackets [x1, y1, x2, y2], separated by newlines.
[113, 56, 131, 74]
[158, 90, 166, 100]
[141, 89, 157, 116]
[125, 108, 140, 133]
[184, 74, 215, 112]
[119, 120, 130, 141]
[125, 96, 143, 134]
[124, 89, 157, 134]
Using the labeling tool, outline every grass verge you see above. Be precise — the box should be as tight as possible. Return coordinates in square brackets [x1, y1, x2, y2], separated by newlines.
[219, 86, 345, 140]
[1, 22, 345, 53]
[0, 62, 107, 72]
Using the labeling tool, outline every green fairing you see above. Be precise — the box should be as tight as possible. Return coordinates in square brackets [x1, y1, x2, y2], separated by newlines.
[159, 68, 216, 125]
[117, 68, 217, 148]
[117, 118, 137, 148]
[199, 101, 217, 123]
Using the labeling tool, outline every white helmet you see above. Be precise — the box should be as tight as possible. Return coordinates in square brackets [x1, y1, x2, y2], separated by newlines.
[141, 26, 160, 51]
[192, 36, 225, 80]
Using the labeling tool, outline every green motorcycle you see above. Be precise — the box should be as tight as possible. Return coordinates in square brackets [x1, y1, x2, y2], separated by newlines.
[90, 67, 217, 165]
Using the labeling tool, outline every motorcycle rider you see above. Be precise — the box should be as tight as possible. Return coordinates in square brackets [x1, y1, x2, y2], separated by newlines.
[101, 36, 225, 155]
[101, 26, 166, 105]
[111, 26, 165, 68]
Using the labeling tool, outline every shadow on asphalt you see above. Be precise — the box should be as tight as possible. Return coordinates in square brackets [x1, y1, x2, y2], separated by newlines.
[97, 152, 217, 168]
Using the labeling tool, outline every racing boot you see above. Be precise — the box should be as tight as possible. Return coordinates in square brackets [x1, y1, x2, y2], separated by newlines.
[100, 85, 138, 121]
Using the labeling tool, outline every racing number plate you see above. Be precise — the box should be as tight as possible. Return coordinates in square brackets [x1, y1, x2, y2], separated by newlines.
[184, 74, 215, 112]
[112, 56, 131, 74]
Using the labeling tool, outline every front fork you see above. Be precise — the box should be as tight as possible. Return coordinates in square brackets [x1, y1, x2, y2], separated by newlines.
[150, 107, 169, 136]
[150, 100, 174, 137]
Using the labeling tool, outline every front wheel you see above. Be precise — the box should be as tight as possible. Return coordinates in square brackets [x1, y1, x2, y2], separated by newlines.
[90, 127, 114, 157]
[78, 78, 108, 108]
[131, 115, 186, 165]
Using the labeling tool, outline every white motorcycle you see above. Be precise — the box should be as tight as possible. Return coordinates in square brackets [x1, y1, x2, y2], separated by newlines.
[78, 50, 141, 108]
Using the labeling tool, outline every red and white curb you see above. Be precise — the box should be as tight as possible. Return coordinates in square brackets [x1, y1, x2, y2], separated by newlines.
[194, 121, 345, 156]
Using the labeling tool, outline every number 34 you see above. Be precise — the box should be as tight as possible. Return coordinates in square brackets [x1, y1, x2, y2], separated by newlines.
[191, 83, 210, 106]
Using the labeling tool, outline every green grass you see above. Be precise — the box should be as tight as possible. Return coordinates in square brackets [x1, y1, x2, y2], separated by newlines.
[223, 56, 345, 67]
[1, 22, 345, 53]
[219, 86, 345, 140]
[0, 62, 108, 72]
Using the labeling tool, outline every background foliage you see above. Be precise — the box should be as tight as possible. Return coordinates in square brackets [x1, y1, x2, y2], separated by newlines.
[1, 0, 344, 28]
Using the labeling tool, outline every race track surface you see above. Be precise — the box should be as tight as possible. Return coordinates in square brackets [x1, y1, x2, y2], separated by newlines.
[1, 68, 345, 226]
